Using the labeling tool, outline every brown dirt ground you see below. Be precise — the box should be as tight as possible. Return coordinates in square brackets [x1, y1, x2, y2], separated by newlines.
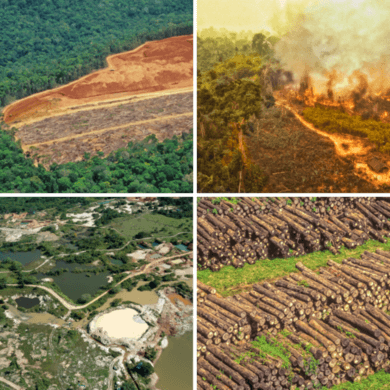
[29, 114, 192, 166]
[275, 92, 390, 189]
[3, 34, 193, 124]
[246, 105, 388, 193]
[18, 91, 192, 145]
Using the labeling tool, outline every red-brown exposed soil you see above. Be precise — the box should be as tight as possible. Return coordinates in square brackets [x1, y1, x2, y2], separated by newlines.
[168, 293, 192, 306]
[3, 35, 193, 124]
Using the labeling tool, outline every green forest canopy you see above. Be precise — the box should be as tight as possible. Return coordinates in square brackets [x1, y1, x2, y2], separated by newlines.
[0, 0, 193, 106]
[197, 28, 281, 192]
[197, 27, 279, 72]
[0, 127, 193, 193]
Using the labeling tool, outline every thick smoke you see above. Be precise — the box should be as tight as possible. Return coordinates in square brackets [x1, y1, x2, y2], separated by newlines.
[274, 0, 390, 97]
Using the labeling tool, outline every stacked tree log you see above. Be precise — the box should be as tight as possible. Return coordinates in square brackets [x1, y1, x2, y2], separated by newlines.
[197, 249, 390, 389]
[198, 197, 390, 272]
[197, 280, 253, 359]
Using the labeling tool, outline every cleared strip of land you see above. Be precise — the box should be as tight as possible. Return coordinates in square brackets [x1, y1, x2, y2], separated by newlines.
[24, 112, 192, 148]
[12, 91, 193, 165]
[18, 91, 192, 145]
[28, 114, 192, 165]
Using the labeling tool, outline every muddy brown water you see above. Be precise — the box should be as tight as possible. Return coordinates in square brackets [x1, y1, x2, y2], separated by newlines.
[168, 293, 191, 306]
[7, 305, 65, 326]
[154, 331, 193, 390]
[120, 283, 159, 305]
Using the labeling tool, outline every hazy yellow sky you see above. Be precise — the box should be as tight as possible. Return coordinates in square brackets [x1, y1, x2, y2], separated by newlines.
[197, 0, 312, 34]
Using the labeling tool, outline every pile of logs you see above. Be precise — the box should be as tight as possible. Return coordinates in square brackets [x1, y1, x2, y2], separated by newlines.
[197, 248, 390, 390]
[198, 197, 390, 272]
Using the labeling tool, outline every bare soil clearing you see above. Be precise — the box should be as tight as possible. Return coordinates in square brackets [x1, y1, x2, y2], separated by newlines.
[29, 112, 192, 166]
[246, 105, 385, 193]
[276, 93, 390, 188]
[3, 35, 193, 124]
[0, 35, 193, 166]
[19, 91, 192, 145]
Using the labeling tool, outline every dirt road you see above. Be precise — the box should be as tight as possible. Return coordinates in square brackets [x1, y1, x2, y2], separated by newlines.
[6, 252, 192, 311]
[0, 258, 50, 274]
[0, 377, 25, 390]
[11, 87, 193, 129]
[23, 112, 192, 149]
[0, 230, 191, 274]
[108, 356, 122, 390]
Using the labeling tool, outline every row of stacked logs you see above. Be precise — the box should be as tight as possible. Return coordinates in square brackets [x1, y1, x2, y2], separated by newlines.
[198, 197, 390, 272]
[197, 249, 390, 390]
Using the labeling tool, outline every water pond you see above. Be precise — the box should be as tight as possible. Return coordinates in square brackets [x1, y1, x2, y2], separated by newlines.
[110, 259, 123, 265]
[175, 244, 189, 252]
[0, 250, 41, 265]
[99, 200, 113, 205]
[36, 269, 110, 301]
[16, 297, 40, 309]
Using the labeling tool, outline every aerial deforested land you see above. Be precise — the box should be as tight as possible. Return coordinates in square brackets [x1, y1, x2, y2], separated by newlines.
[16, 91, 193, 165]
[0, 0, 193, 193]
[197, 26, 390, 193]
[0, 0, 193, 107]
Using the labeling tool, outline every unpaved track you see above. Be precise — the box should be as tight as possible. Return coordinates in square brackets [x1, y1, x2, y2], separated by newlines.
[0, 258, 50, 274]
[0, 377, 25, 390]
[0, 230, 191, 273]
[23, 112, 192, 149]
[10, 87, 193, 129]
[6, 252, 192, 311]
[108, 356, 122, 390]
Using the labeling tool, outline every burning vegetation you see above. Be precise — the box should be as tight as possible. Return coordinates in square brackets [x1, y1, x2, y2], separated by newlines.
[274, 0, 390, 149]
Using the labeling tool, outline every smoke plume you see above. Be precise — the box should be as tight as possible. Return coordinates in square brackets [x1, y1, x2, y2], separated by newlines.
[274, 0, 390, 97]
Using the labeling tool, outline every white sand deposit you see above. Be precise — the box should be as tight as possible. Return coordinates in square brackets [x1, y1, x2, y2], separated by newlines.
[95, 308, 148, 340]
[66, 212, 96, 227]
[127, 249, 152, 260]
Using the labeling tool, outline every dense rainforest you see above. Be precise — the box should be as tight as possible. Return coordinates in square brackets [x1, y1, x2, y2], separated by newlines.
[0, 197, 93, 214]
[156, 196, 193, 218]
[0, 0, 193, 106]
[0, 125, 193, 193]
[197, 28, 281, 193]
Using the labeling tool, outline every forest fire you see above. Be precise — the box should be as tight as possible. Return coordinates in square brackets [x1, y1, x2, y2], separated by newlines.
[273, 0, 390, 123]
[279, 71, 390, 124]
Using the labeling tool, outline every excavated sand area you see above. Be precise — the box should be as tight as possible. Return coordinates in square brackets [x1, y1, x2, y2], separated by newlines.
[95, 308, 148, 340]
[3, 34, 193, 125]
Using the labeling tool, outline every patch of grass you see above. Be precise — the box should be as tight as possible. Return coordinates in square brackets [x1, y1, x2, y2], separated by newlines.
[324, 370, 390, 389]
[112, 213, 192, 241]
[198, 239, 390, 297]
[248, 335, 291, 368]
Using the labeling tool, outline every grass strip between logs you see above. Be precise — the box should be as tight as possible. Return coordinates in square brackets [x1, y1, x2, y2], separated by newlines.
[325, 369, 390, 389]
[198, 239, 390, 297]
